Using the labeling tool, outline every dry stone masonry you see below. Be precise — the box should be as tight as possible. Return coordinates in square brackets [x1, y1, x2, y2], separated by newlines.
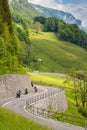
[0, 74, 33, 99]
[34, 90, 68, 112]
[44, 90, 68, 112]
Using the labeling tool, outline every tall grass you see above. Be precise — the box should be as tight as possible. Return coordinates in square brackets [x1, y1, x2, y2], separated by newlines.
[0, 107, 51, 130]
[29, 73, 67, 87]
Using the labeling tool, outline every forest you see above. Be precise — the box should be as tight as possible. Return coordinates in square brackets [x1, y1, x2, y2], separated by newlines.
[34, 16, 87, 49]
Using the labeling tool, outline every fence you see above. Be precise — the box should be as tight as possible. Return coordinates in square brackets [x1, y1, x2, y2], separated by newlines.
[26, 88, 63, 107]
[26, 88, 87, 130]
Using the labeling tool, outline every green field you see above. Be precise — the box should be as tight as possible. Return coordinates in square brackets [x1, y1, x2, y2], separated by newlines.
[29, 29, 87, 73]
[0, 107, 51, 130]
[29, 73, 66, 87]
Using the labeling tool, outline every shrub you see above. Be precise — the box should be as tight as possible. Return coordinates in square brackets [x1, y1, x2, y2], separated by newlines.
[78, 107, 87, 117]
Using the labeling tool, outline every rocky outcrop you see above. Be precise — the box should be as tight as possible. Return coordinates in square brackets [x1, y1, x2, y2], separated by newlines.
[0, 74, 33, 99]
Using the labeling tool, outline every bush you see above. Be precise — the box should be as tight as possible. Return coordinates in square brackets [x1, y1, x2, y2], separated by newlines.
[78, 107, 87, 117]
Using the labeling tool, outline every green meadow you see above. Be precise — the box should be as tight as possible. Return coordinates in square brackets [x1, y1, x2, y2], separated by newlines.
[0, 107, 51, 130]
[29, 73, 66, 86]
[29, 29, 87, 73]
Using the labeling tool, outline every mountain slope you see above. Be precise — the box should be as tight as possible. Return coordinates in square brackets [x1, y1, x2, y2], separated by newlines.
[10, 0, 82, 27]
[10, 0, 40, 22]
[30, 3, 82, 27]
[29, 29, 87, 73]
[9, 0, 87, 73]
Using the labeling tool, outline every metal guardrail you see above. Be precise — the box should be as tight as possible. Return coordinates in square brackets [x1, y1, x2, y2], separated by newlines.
[27, 106, 87, 129]
[26, 88, 87, 130]
[26, 88, 63, 107]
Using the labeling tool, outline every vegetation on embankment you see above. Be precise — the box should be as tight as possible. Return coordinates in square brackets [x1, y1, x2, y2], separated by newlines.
[29, 73, 87, 118]
[0, 107, 51, 130]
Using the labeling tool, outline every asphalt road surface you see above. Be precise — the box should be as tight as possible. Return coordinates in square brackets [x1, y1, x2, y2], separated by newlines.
[1, 85, 85, 130]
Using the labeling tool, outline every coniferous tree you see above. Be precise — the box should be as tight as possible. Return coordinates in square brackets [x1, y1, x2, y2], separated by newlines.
[0, 0, 21, 74]
[0, 0, 13, 33]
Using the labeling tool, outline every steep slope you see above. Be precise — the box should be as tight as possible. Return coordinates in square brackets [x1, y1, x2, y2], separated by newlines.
[0, 0, 20, 74]
[9, 0, 87, 73]
[10, 0, 82, 27]
[29, 29, 87, 73]
[10, 0, 40, 22]
[0, 0, 30, 75]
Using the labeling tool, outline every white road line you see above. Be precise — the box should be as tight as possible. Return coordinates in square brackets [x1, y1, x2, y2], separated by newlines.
[2, 86, 48, 107]
[24, 106, 84, 130]
[24, 105, 51, 121]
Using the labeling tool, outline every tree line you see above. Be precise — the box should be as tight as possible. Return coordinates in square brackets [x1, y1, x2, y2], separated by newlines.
[12, 14, 32, 66]
[34, 16, 87, 49]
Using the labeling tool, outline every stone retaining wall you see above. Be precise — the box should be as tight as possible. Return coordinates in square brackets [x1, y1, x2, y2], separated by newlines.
[0, 74, 33, 99]
[34, 90, 68, 112]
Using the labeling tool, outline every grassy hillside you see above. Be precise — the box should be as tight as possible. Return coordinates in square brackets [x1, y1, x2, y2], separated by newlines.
[0, 107, 51, 130]
[10, 0, 40, 23]
[29, 29, 87, 73]
[9, 0, 87, 74]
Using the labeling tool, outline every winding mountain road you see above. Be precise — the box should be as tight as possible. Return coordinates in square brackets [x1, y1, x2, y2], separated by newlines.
[0, 85, 84, 130]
